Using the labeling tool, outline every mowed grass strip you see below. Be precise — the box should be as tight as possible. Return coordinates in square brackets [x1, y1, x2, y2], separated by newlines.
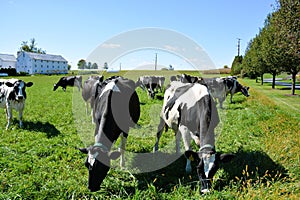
[0, 73, 299, 199]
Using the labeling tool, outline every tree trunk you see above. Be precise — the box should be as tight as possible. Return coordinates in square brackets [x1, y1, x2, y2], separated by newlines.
[291, 73, 296, 95]
[261, 74, 264, 85]
[272, 73, 276, 89]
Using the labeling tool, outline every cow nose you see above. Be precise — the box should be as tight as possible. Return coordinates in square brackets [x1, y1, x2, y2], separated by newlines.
[17, 95, 24, 99]
[201, 188, 210, 194]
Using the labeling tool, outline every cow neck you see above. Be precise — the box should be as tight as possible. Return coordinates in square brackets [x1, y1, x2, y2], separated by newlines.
[94, 142, 109, 152]
[94, 133, 114, 151]
[200, 144, 215, 152]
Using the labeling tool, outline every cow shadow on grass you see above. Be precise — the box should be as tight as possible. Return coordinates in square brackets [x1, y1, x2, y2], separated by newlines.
[124, 149, 288, 194]
[126, 152, 201, 193]
[22, 120, 61, 138]
[213, 148, 288, 191]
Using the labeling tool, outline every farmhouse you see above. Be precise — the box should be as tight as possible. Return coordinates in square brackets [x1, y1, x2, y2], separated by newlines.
[16, 51, 68, 75]
[0, 53, 16, 69]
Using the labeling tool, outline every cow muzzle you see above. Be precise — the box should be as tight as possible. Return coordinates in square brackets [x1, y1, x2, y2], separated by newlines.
[200, 178, 212, 194]
[17, 95, 24, 100]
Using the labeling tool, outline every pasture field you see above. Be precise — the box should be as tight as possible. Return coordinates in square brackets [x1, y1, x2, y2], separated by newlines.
[0, 72, 299, 199]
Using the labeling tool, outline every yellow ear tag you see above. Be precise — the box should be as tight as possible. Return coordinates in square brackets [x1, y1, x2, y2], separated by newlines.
[189, 155, 194, 161]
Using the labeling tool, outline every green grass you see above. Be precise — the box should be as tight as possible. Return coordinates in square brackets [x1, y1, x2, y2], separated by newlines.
[0, 72, 299, 199]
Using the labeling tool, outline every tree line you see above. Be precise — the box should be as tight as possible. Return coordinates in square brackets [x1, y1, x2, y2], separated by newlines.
[77, 59, 100, 69]
[231, 0, 299, 95]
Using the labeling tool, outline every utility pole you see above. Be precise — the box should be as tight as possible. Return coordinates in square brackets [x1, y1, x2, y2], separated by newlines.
[154, 53, 157, 70]
[237, 38, 241, 56]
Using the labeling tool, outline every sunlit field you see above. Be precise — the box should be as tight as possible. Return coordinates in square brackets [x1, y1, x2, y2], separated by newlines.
[0, 71, 299, 199]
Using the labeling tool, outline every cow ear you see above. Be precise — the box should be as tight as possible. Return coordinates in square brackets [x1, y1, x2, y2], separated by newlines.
[78, 148, 89, 154]
[5, 82, 14, 87]
[247, 87, 250, 90]
[184, 150, 200, 162]
[108, 151, 121, 160]
[99, 76, 104, 82]
[26, 82, 33, 87]
[219, 153, 235, 163]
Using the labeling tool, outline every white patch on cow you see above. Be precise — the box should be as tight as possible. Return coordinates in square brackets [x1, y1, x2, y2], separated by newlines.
[99, 81, 120, 98]
[17, 81, 25, 98]
[177, 84, 209, 109]
[203, 153, 216, 177]
[161, 82, 209, 129]
[88, 151, 99, 167]
[163, 100, 181, 129]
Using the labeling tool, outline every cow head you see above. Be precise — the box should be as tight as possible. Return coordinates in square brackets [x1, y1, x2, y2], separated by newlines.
[5, 80, 33, 100]
[78, 144, 121, 192]
[240, 86, 250, 97]
[185, 146, 234, 194]
[53, 83, 59, 91]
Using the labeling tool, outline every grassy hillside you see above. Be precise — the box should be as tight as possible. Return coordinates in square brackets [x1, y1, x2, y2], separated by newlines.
[0, 72, 299, 199]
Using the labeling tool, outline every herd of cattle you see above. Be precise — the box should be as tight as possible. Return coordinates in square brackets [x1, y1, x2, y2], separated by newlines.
[0, 73, 250, 194]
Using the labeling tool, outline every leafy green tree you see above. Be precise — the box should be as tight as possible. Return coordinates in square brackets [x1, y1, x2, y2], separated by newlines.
[260, 16, 284, 89]
[273, 0, 300, 95]
[231, 55, 243, 75]
[86, 62, 92, 69]
[104, 62, 108, 70]
[20, 38, 46, 54]
[77, 59, 86, 69]
[92, 63, 98, 69]
[243, 35, 268, 83]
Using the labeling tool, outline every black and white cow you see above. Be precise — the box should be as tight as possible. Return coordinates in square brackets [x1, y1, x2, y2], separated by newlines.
[53, 75, 82, 92]
[224, 76, 250, 103]
[153, 81, 234, 193]
[78, 76, 140, 192]
[136, 76, 165, 98]
[0, 79, 33, 130]
[82, 75, 104, 119]
[205, 76, 250, 108]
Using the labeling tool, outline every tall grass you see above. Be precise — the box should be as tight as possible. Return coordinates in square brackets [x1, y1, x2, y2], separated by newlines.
[0, 73, 299, 199]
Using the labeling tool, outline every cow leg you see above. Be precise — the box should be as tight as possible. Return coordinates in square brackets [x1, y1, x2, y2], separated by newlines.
[153, 117, 165, 152]
[179, 125, 193, 173]
[5, 106, 12, 130]
[18, 110, 24, 128]
[118, 133, 127, 168]
[75, 80, 81, 91]
[230, 92, 233, 103]
[63, 87, 66, 92]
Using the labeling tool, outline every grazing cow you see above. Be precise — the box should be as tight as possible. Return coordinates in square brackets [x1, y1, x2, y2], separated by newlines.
[153, 81, 234, 193]
[53, 75, 82, 92]
[136, 76, 165, 98]
[0, 79, 33, 130]
[82, 75, 104, 119]
[78, 76, 140, 192]
[205, 76, 250, 108]
[224, 76, 250, 103]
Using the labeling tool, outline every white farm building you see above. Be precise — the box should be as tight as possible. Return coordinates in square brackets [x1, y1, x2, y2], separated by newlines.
[17, 51, 68, 75]
[0, 53, 16, 69]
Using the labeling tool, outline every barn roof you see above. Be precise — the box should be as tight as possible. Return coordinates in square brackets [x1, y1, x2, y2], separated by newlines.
[0, 54, 16, 62]
[23, 52, 67, 62]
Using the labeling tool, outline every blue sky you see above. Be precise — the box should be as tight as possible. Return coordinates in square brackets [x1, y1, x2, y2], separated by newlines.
[1, 0, 275, 70]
